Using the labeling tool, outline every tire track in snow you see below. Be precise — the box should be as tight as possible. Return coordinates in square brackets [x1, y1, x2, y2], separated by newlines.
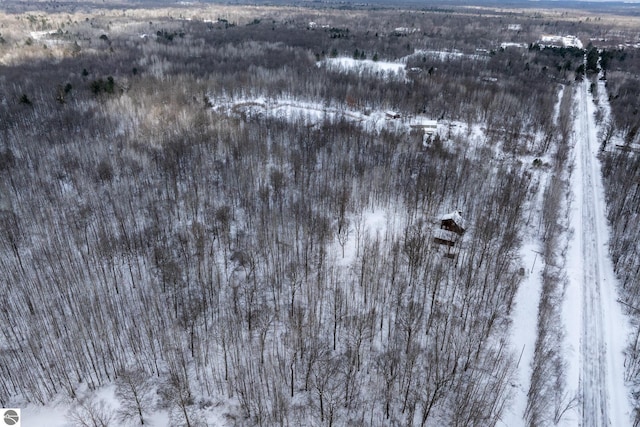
[575, 78, 631, 427]
[577, 77, 609, 427]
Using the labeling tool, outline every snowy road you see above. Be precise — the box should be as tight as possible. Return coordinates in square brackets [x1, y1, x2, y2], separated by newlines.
[572, 78, 631, 427]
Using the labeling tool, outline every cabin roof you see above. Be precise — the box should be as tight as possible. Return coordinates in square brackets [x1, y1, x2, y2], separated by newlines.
[440, 210, 466, 231]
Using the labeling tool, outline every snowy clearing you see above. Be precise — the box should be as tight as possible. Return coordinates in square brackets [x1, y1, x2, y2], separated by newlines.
[207, 94, 443, 136]
[19, 383, 233, 427]
[318, 57, 407, 80]
[316, 49, 488, 83]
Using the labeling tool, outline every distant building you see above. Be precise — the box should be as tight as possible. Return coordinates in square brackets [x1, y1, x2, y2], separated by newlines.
[385, 111, 401, 119]
[539, 34, 583, 49]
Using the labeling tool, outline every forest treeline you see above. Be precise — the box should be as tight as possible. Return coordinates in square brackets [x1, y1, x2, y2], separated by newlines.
[0, 4, 635, 426]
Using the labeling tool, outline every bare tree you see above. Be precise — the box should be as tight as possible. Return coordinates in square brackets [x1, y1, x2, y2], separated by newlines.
[115, 369, 154, 425]
[67, 397, 115, 427]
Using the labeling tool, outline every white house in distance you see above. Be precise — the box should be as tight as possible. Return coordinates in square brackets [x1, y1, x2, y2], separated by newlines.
[539, 34, 583, 49]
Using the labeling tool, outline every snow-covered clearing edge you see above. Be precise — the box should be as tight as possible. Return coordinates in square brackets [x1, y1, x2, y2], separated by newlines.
[498, 86, 566, 427]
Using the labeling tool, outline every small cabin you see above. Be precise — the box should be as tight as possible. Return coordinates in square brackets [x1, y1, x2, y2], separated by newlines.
[433, 210, 466, 249]
[440, 211, 466, 235]
[386, 111, 401, 119]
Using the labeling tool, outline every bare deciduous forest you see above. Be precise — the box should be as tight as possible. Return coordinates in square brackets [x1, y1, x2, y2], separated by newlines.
[599, 47, 640, 426]
[0, 1, 639, 425]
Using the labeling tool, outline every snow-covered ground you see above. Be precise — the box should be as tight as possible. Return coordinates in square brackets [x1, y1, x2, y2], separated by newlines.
[21, 404, 69, 427]
[539, 34, 583, 49]
[19, 383, 232, 427]
[499, 86, 563, 427]
[502, 74, 633, 427]
[317, 50, 488, 82]
[499, 205, 547, 426]
[318, 57, 407, 80]
[29, 31, 72, 45]
[500, 240, 545, 426]
[562, 77, 632, 426]
[500, 42, 528, 49]
[208, 94, 443, 137]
